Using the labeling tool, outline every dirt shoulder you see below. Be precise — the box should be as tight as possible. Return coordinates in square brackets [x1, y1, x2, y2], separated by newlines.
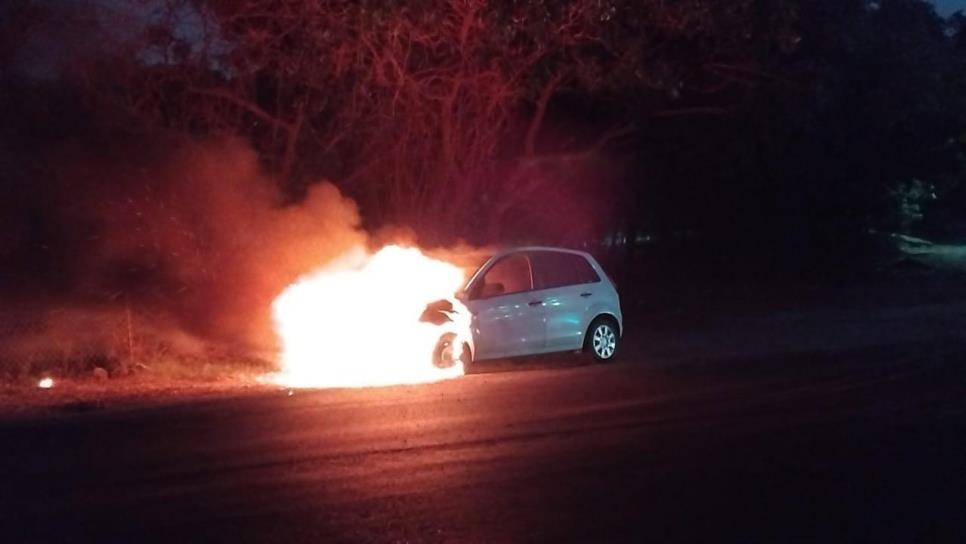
[0, 376, 279, 419]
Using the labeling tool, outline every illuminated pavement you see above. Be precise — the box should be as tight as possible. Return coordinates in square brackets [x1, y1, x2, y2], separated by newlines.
[2, 346, 965, 542]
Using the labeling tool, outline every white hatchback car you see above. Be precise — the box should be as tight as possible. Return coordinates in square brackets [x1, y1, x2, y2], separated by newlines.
[427, 247, 623, 366]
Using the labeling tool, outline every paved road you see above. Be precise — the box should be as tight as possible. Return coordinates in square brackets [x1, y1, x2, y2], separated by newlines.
[2, 346, 964, 543]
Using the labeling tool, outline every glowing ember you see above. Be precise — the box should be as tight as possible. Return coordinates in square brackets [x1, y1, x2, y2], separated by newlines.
[269, 245, 471, 388]
[37, 377, 54, 389]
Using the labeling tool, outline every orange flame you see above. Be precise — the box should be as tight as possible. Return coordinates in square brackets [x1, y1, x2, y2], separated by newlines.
[269, 245, 470, 388]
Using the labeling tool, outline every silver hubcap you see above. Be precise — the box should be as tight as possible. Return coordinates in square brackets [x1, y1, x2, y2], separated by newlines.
[592, 324, 617, 359]
[435, 334, 462, 369]
[437, 340, 454, 367]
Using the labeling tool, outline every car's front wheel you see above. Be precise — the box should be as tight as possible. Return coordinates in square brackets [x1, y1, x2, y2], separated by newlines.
[585, 317, 619, 361]
[432, 332, 471, 369]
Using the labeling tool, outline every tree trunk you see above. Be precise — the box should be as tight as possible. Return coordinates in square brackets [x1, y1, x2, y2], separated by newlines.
[524, 72, 566, 157]
[278, 103, 305, 189]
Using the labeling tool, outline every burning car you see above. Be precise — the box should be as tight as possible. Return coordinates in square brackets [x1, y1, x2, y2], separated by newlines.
[271, 245, 621, 389]
[425, 247, 623, 368]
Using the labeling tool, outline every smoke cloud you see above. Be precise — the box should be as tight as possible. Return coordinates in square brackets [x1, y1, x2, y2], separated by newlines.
[0, 133, 365, 378]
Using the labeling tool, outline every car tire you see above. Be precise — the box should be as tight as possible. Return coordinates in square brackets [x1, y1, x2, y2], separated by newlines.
[432, 332, 457, 369]
[433, 333, 472, 369]
[460, 341, 473, 371]
[585, 316, 619, 362]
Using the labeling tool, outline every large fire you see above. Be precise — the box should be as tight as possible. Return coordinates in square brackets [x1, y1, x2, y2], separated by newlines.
[269, 245, 471, 388]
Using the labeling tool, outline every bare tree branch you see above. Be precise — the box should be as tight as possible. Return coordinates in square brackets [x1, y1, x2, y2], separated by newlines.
[524, 71, 568, 157]
[186, 87, 293, 131]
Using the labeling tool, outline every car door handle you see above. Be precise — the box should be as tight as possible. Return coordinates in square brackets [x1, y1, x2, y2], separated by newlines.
[580, 292, 593, 297]
[528, 300, 543, 306]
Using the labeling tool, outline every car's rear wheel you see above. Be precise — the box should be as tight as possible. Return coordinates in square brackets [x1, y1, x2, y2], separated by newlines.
[585, 317, 619, 361]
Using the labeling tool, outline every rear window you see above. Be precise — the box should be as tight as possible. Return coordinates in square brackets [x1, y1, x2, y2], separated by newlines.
[531, 251, 600, 290]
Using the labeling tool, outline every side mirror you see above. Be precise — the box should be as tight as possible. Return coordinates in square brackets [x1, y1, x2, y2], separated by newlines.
[479, 282, 505, 298]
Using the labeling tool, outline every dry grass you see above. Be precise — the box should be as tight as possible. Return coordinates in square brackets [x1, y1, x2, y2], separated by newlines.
[0, 304, 275, 384]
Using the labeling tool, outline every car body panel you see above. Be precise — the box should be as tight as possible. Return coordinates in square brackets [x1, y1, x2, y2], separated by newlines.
[533, 284, 586, 351]
[463, 290, 546, 359]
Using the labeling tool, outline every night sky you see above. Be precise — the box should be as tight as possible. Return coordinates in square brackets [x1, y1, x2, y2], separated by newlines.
[934, 0, 966, 15]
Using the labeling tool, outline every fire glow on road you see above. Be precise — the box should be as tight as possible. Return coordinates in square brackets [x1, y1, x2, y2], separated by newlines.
[269, 245, 470, 388]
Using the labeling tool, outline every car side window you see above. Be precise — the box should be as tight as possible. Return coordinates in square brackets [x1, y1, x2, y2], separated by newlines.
[531, 251, 600, 290]
[572, 254, 601, 284]
[472, 253, 532, 299]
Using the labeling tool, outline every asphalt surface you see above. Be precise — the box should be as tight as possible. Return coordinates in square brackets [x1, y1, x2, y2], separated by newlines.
[2, 345, 965, 543]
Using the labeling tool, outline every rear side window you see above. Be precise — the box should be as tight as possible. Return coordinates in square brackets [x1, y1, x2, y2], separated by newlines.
[531, 251, 600, 290]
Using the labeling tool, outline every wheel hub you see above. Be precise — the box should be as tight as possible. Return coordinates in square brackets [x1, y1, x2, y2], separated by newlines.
[592, 324, 616, 359]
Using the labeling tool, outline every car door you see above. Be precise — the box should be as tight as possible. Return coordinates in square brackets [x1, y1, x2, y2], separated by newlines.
[530, 251, 603, 352]
[463, 252, 546, 359]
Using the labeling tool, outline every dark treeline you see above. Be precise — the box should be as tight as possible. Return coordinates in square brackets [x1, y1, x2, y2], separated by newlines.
[1, 0, 965, 375]
[4, 1, 965, 251]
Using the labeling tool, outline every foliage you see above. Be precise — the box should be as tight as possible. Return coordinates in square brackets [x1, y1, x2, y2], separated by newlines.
[2, 0, 965, 249]
[622, 0, 966, 255]
[890, 179, 937, 233]
[63, 0, 796, 242]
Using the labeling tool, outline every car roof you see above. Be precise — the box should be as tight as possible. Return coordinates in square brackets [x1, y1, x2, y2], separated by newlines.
[490, 246, 594, 260]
